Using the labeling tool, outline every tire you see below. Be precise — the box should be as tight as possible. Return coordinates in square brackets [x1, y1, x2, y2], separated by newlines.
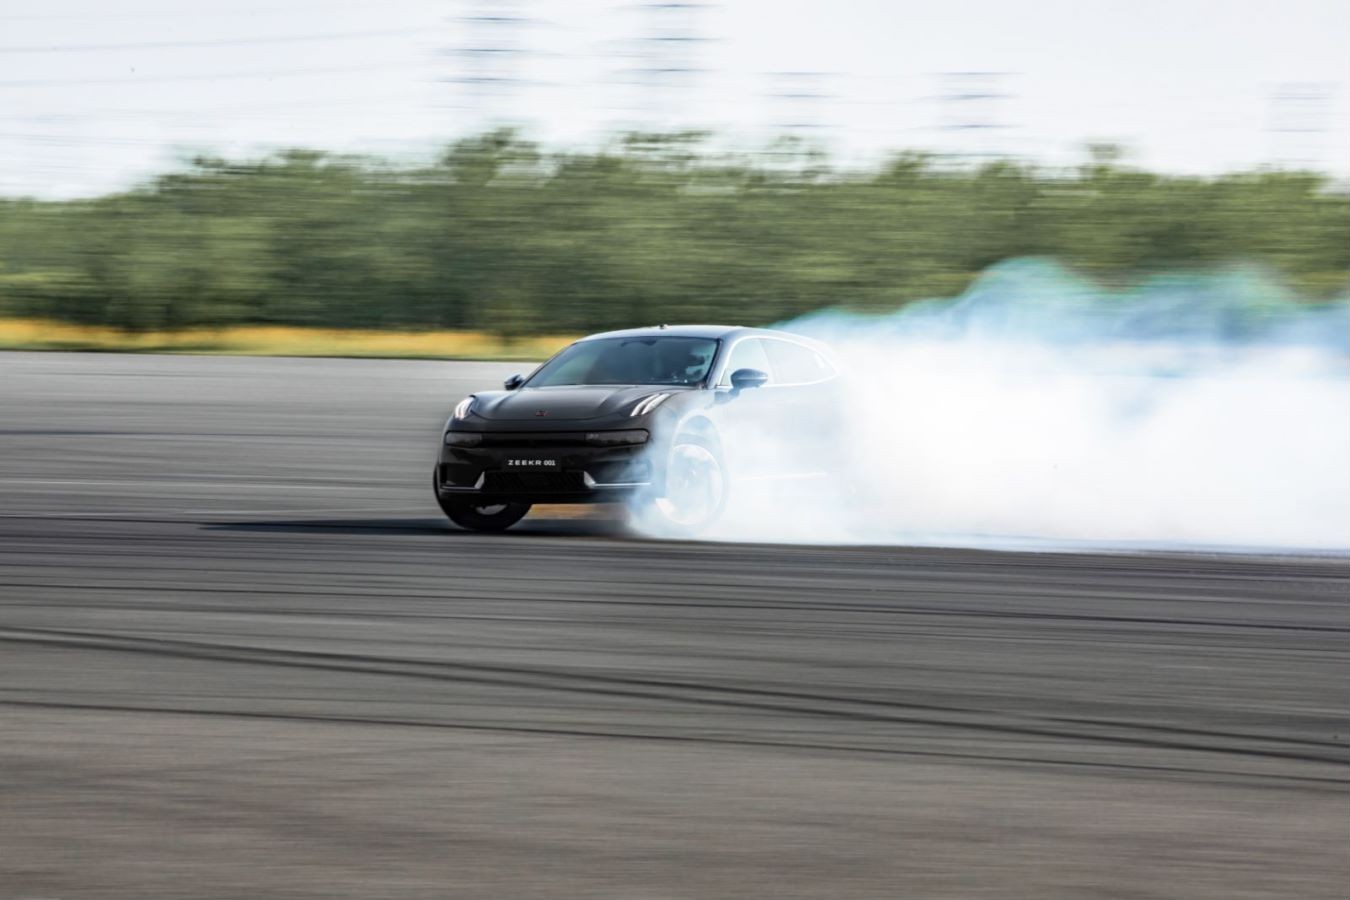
[633, 432, 728, 538]
[433, 470, 531, 532]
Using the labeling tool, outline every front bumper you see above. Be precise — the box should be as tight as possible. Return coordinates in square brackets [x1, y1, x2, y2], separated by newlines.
[436, 431, 655, 503]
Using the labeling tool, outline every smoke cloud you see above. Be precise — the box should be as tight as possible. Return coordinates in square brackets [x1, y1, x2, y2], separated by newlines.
[684, 259, 1349, 552]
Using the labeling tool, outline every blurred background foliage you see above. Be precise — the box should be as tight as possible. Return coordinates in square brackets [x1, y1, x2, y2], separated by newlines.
[1, 132, 1345, 338]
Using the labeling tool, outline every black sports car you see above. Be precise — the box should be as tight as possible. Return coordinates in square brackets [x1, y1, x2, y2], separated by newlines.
[434, 325, 841, 533]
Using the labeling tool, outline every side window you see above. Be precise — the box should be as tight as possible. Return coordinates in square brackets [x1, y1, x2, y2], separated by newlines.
[763, 340, 834, 384]
[718, 338, 773, 386]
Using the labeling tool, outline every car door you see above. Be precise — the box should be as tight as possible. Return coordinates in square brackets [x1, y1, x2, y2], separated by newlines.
[758, 338, 841, 477]
[712, 337, 786, 476]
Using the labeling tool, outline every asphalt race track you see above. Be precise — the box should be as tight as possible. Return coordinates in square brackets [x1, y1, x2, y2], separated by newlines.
[1, 351, 1346, 899]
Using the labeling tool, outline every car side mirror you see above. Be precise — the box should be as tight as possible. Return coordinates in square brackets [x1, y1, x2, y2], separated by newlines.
[503, 373, 525, 390]
[729, 368, 768, 394]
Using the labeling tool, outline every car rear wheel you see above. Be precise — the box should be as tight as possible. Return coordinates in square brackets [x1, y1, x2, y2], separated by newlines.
[434, 470, 531, 532]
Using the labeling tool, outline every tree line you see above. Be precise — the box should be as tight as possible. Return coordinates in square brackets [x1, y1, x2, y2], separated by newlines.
[1, 132, 1345, 337]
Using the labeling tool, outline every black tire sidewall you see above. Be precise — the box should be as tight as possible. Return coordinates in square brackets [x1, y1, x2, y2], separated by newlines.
[433, 469, 530, 532]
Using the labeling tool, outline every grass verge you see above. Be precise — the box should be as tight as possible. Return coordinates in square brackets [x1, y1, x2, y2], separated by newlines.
[0, 319, 574, 360]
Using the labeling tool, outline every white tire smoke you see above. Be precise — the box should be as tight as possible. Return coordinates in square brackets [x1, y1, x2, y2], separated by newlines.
[669, 259, 1350, 551]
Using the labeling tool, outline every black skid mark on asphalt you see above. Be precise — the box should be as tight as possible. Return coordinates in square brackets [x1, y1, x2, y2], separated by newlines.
[1, 625, 1343, 769]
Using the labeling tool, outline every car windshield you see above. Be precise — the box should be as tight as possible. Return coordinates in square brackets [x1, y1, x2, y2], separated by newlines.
[527, 336, 719, 387]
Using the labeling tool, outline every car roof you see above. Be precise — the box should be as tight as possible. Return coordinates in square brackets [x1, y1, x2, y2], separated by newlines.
[580, 324, 799, 342]
[577, 324, 834, 359]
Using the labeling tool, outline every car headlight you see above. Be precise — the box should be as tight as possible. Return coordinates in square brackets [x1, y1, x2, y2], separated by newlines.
[452, 396, 475, 420]
[443, 431, 484, 447]
[630, 393, 670, 417]
[586, 429, 649, 446]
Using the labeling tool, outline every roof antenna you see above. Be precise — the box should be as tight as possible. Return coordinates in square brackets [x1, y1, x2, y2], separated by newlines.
[658, 323, 668, 329]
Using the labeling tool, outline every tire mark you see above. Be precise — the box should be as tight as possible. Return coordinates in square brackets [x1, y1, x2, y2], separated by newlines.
[3, 626, 1342, 767]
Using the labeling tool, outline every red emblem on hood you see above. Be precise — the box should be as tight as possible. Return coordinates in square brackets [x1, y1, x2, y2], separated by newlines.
[535, 409, 549, 416]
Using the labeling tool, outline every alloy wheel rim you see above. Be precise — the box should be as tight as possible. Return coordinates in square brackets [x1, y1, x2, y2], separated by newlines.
[655, 443, 724, 528]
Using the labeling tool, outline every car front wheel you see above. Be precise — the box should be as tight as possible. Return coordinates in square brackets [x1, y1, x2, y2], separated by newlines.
[635, 433, 727, 537]
[434, 471, 530, 532]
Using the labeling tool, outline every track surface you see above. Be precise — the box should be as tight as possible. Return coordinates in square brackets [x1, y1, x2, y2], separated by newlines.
[1, 351, 1346, 899]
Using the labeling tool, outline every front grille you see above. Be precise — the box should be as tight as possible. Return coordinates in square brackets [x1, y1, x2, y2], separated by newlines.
[482, 470, 587, 493]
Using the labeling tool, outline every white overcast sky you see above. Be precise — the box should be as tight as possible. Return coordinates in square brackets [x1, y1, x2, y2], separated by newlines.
[2, 0, 1347, 197]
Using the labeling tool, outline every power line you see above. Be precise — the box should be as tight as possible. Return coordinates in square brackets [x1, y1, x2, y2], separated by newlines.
[1266, 82, 1334, 170]
[616, 1, 712, 130]
[439, 0, 535, 121]
[0, 117, 435, 145]
[765, 71, 837, 135]
[933, 71, 1016, 163]
[20, 91, 424, 117]
[0, 26, 427, 54]
[0, 61, 421, 89]
[0, 0, 429, 21]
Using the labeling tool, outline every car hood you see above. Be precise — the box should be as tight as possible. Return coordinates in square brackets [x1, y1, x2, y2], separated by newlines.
[471, 385, 685, 422]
